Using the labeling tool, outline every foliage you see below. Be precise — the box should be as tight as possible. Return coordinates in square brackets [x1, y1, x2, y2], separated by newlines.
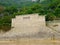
[0, 0, 35, 8]
[46, 13, 56, 21]
[0, 16, 11, 32]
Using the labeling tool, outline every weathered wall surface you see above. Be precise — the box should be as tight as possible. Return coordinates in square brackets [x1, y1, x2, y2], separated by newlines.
[11, 14, 46, 35]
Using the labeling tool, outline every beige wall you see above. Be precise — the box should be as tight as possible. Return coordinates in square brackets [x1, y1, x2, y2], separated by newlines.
[11, 14, 46, 35]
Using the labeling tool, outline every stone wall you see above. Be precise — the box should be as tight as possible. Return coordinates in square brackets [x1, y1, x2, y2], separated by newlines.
[11, 14, 46, 35]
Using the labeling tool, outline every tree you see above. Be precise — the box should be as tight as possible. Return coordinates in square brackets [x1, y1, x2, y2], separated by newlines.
[55, 4, 60, 17]
[5, 6, 18, 14]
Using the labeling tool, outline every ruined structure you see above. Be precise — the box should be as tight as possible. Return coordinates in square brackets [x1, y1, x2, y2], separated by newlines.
[0, 14, 47, 38]
[11, 14, 46, 35]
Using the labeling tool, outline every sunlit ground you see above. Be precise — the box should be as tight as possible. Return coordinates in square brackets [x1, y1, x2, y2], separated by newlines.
[0, 38, 60, 45]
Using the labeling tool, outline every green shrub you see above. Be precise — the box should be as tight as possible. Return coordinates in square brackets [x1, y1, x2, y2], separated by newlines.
[46, 13, 56, 21]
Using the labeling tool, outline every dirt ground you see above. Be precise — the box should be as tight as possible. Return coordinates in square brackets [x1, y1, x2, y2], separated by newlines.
[0, 38, 60, 45]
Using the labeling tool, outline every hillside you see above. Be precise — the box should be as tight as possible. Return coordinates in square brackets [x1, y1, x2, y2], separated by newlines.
[0, 0, 33, 7]
[0, 0, 45, 7]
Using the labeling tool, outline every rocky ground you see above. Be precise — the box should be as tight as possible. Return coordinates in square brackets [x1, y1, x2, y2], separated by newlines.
[0, 26, 60, 40]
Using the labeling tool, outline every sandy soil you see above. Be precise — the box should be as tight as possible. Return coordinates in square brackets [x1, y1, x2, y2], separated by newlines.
[0, 38, 60, 45]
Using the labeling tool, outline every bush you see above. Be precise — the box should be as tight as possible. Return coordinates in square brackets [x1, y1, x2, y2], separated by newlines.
[0, 16, 11, 32]
[46, 13, 56, 21]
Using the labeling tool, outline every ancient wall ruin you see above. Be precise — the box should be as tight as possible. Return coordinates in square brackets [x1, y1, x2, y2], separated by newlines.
[11, 14, 46, 35]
